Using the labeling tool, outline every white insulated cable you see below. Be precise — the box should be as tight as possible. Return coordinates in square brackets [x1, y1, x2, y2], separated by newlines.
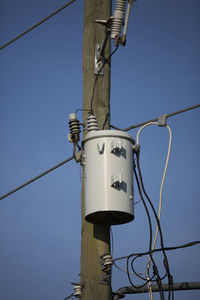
[136, 122, 158, 145]
[146, 125, 172, 300]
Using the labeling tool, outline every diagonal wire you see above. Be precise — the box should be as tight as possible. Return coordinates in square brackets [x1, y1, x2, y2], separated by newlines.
[113, 241, 200, 262]
[0, 156, 74, 201]
[90, 45, 119, 113]
[0, 0, 76, 51]
[110, 104, 200, 131]
[64, 294, 74, 300]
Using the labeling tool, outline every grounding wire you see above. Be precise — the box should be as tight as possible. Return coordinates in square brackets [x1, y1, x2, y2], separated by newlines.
[0, 0, 76, 51]
[0, 156, 74, 201]
[110, 104, 200, 131]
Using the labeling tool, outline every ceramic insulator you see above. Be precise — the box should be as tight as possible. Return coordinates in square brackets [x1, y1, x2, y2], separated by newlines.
[111, 0, 127, 39]
[86, 115, 98, 132]
[69, 113, 81, 141]
[102, 254, 113, 271]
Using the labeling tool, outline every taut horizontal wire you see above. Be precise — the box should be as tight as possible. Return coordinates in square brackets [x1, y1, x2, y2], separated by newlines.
[0, 0, 76, 50]
[0, 156, 74, 201]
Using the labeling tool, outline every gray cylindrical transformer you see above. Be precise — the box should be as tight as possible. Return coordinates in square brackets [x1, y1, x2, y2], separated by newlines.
[82, 130, 135, 225]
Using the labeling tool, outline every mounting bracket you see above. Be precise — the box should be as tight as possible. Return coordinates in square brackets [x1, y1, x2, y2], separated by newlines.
[94, 17, 113, 75]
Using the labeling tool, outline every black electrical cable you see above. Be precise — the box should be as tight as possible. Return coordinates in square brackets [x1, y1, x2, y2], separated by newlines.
[75, 108, 92, 114]
[0, 156, 74, 201]
[114, 240, 200, 298]
[110, 104, 200, 132]
[126, 255, 156, 290]
[90, 45, 119, 113]
[127, 255, 165, 299]
[64, 294, 74, 300]
[133, 161, 154, 265]
[136, 150, 173, 299]
[133, 160, 165, 299]
[130, 255, 167, 283]
[136, 150, 172, 299]
[0, 0, 76, 51]
[114, 241, 200, 262]
[102, 112, 110, 130]
[125, 161, 164, 299]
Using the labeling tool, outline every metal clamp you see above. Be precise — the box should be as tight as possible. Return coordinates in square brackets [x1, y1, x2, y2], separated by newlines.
[158, 114, 167, 127]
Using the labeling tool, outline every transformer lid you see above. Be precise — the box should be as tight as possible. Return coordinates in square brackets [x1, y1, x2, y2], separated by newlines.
[82, 130, 135, 145]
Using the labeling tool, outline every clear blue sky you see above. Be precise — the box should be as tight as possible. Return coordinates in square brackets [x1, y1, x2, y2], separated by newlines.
[0, 0, 199, 299]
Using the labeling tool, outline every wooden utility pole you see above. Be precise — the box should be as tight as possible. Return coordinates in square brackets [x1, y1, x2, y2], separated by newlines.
[81, 0, 112, 299]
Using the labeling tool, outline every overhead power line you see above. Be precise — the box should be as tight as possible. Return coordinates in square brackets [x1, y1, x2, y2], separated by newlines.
[0, 0, 76, 51]
[111, 104, 200, 131]
[0, 156, 74, 201]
